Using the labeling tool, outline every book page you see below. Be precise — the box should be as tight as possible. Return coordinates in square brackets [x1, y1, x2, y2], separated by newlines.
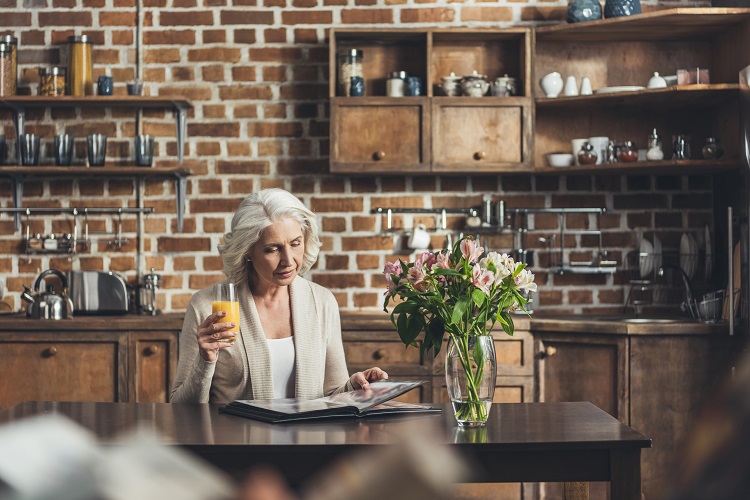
[317, 380, 422, 411]
[231, 398, 350, 415]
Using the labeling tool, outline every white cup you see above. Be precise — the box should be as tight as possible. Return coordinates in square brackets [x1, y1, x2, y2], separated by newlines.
[571, 138, 589, 165]
[588, 136, 609, 165]
[408, 224, 431, 250]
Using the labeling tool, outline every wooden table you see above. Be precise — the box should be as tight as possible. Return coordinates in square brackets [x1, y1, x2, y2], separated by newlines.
[0, 401, 650, 499]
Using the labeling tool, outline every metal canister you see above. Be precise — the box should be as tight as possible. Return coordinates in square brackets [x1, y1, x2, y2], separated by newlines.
[0, 35, 17, 95]
[67, 35, 94, 96]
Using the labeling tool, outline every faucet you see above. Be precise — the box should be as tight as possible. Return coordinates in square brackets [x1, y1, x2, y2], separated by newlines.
[658, 264, 695, 314]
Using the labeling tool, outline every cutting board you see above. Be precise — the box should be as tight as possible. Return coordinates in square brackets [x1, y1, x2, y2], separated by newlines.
[722, 241, 741, 320]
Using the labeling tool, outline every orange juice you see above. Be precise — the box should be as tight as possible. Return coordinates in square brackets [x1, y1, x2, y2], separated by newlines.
[212, 301, 240, 341]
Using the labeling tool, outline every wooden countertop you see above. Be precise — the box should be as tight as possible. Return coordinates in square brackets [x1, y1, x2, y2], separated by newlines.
[0, 311, 726, 336]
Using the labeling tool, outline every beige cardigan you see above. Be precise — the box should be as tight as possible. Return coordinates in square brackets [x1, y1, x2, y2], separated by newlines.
[170, 277, 353, 403]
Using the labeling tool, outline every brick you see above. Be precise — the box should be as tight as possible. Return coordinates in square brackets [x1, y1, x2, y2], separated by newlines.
[341, 236, 394, 252]
[227, 141, 253, 156]
[160, 11, 214, 25]
[520, 6, 566, 22]
[248, 47, 303, 63]
[234, 29, 257, 44]
[400, 8, 455, 23]
[100, 11, 137, 26]
[38, 11, 92, 26]
[325, 254, 349, 270]
[612, 194, 668, 210]
[170, 293, 193, 310]
[322, 217, 346, 232]
[189, 274, 225, 289]
[282, 10, 333, 24]
[354, 292, 379, 308]
[352, 216, 376, 232]
[203, 30, 226, 43]
[173, 256, 196, 271]
[203, 218, 228, 233]
[294, 29, 318, 44]
[144, 29, 196, 45]
[356, 254, 380, 270]
[461, 6, 512, 22]
[109, 256, 136, 272]
[198, 179, 222, 194]
[188, 122, 241, 137]
[217, 160, 270, 175]
[196, 141, 221, 156]
[220, 10, 274, 25]
[311, 197, 363, 213]
[341, 8, 393, 23]
[203, 255, 225, 271]
[219, 86, 274, 100]
[188, 47, 242, 63]
[311, 273, 365, 288]
[158, 237, 212, 252]
[190, 198, 244, 214]
[144, 48, 181, 63]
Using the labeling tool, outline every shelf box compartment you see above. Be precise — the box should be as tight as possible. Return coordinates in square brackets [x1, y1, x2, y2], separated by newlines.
[330, 98, 430, 173]
[431, 29, 531, 98]
[432, 98, 532, 172]
[330, 30, 428, 98]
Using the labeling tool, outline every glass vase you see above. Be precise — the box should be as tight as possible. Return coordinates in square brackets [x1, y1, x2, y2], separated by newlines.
[445, 335, 497, 427]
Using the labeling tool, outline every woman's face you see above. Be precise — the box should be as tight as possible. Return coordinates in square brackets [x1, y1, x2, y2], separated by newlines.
[248, 217, 305, 290]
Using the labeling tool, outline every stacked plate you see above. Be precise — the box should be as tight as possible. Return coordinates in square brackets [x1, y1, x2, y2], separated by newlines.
[639, 237, 654, 279]
[680, 232, 698, 280]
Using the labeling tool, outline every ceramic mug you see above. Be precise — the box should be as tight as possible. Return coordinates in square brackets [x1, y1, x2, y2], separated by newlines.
[408, 224, 431, 250]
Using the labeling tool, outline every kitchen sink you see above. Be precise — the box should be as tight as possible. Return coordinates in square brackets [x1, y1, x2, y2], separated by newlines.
[593, 317, 698, 324]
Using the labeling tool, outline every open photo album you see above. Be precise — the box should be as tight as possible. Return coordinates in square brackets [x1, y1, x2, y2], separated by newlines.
[219, 380, 441, 423]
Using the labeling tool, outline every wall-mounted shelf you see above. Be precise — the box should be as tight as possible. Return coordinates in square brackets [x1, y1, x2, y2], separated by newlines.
[0, 166, 190, 232]
[0, 96, 192, 165]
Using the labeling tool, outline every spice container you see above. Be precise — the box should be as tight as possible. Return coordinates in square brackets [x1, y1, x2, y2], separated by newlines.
[39, 67, 66, 96]
[577, 141, 598, 165]
[387, 71, 406, 97]
[673, 134, 691, 160]
[0, 35, 17, 95]
[337, 49, 363, 97]
[0, 43, 13, 96]
[702, 137, 724, 160]
[68, 35, 94, 96]
[617, 141, 638, 162]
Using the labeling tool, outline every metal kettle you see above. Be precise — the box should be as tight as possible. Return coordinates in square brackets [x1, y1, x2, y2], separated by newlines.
[21, 269, 74, 320]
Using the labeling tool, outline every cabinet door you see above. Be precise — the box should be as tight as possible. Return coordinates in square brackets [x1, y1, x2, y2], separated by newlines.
[432, 99, 532, 172]
[130, 332, 178, 403]
[0, 340, 122, 410]
[330, 99, 430, 173]
[535, 334, 629, 422]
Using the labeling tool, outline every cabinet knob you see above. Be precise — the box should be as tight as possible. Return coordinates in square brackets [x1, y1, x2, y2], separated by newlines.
[145, 345, 159, 356]
[373, 151, 386, 161]
[541, 345, 557, 358]
[44, 346, 58, 357]
[373, 349, 387, 360]
[474, 151, 486, 161]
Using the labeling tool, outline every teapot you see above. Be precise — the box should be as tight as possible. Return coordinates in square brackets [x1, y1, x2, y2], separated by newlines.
[460, 71, 489, 97]
[21, 269, 74, 320]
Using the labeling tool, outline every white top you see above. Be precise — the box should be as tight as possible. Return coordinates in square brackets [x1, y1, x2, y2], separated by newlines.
[267, 336, 296, 399]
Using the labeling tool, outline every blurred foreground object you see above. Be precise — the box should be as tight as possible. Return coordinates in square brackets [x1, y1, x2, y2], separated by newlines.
[0, 415, 235, 500]
[665, 348, 750, 499]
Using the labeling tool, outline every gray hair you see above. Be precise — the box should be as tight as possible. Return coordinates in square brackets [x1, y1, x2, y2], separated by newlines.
[218, 188, 321, 285]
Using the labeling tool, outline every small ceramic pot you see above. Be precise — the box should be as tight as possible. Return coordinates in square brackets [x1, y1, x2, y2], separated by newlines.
[540, 72, 563, 98]
[461, 71, 489, 97]
[566, 0, 603, 23]
[440, 73, 462, 96]
[492, 74, 517, 97]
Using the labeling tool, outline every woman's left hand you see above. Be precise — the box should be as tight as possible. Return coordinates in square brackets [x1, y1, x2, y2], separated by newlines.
[350, 367, 389, 390]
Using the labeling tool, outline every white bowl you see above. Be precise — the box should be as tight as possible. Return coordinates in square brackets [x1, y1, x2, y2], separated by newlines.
[546, 153, 574, 167]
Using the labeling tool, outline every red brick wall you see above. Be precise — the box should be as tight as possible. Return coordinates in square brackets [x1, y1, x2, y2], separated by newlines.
[0, 0, 712, 314]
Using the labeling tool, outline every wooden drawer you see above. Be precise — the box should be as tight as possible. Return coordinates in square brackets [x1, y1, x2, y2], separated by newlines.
[0, 340, 121, 410]
[432, 375, 534, 404]
[130, 333, 177, 403]
[344, 341, 423, 372]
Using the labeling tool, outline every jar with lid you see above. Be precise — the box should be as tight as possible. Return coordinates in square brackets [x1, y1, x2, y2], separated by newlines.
[702, 137, 724, 160]
[0, 35, 17, 95]
[68, 35, 94, 96]
[0, 43, 13, 97]
[577, 141, 598, 165]
[646, 128, 664, 161]
[387, 71, 406, 97]
[337, 49, 363, 97]
[617, 141, 638, 162]
[139, 267, 161, 315]
[39, 67, 67, 96]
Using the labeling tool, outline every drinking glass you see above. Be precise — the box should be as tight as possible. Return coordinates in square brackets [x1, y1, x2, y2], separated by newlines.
[87, 133, 107, 166]
[54, 133, 74, 166]
[135, 134, 154, 166]
[20, 133, 40, 166]
[212, 282, 240, 342]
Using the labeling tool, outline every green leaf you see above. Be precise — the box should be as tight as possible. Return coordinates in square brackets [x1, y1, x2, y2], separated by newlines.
[393, 301, 420, 314]
[450, 295, 471, 325]
[500, 311, 515, 336]
[428, 319, 445, 357]
[473, 338, 488, 366]
[401, 314, 422, 347]
[472, 288, 486, 308]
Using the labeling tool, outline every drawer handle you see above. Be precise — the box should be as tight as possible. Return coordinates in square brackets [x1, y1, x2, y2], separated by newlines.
[474, 151, 486, 161]
[541, 345, 557, 358]
[44, 346, 58, 357]
[373, 151, 386, 161]
[145, 345, 160, 355]
[373, 349, 387, 360]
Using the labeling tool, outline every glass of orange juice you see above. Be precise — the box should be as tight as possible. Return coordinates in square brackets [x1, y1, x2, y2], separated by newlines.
[212, 282, 240, 342]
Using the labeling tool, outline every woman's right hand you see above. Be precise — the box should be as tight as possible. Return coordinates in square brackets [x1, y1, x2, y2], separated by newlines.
[196, 311, 236, 362]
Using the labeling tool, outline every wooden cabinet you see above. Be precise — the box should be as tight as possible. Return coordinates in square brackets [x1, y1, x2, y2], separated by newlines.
[0, 315, 181, 410]
[329, 29, 533, 174]
[533, 327, 743, 499]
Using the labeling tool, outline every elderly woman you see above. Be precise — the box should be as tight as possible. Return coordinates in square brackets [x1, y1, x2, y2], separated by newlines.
[171, 188, 387, 403]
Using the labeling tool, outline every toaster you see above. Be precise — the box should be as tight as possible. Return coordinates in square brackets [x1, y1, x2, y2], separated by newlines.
[66, 271, 129, 315]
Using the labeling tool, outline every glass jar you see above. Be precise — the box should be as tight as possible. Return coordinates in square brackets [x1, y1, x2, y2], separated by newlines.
[577, 141, 598, 165]
[0, 35, 17, 95]
[672, 134, 691, 160]
[337, 49, 363, 97]
[68, 35, 94, 96]
[646, 128, 664, 161]
[0, 43, 12, 97]
[702, 137, 724, 160]
[617, 140, 638, 162]
[39, 66, 66, 96]
[387, 71, 406, 97]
